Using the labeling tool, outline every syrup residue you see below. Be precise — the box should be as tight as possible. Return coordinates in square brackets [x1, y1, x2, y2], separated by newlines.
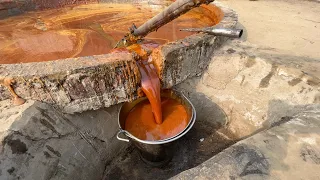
[0, 78, 26, 105]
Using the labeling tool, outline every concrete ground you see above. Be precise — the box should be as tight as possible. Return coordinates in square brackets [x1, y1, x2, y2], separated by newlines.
[169, 1, 320, 179]
[168, 1, 320, 179]
[220, 0, 320, 60]
[172, 104, 320, 180]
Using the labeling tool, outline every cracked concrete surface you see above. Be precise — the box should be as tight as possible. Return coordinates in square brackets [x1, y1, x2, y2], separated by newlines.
[177, 40, 319, 138]
[172, 104, 320, 180]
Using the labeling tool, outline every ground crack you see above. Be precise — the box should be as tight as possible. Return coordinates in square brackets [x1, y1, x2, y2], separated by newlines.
[270, 116, 293, 128]
[8, 130, 77, 142]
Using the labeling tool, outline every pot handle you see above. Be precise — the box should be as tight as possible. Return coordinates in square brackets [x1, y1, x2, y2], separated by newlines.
[117, 129, 130, 142]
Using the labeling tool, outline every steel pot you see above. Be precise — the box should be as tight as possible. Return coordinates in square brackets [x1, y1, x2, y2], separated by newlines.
[117, 89, 196, 166]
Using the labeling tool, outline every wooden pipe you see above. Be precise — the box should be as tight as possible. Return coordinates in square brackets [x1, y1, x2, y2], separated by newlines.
[115, 0, 214, 48]
[132, 0, 215, 38]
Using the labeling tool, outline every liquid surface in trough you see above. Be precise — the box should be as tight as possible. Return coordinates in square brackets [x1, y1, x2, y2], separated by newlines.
[0, 3, 222, 64]
[125, 97, 189, 141]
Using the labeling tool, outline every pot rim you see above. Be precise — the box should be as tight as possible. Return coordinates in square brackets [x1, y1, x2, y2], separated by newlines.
[117, 91, 196, 145]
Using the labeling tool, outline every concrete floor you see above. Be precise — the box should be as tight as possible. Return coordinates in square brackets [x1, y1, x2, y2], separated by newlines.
[1, 1, 318, 180]
[220, 0, 320, 60]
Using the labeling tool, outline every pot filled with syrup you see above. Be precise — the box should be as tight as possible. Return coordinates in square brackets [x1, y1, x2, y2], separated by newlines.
[117, 89, 196, 167]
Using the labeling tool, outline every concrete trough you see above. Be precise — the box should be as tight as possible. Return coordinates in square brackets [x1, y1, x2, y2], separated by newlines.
[0, 0, 238, 113]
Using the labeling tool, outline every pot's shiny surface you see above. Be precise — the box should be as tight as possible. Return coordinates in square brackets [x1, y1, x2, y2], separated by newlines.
[117, 89, 196, 144]
[117, 89, 196, 166]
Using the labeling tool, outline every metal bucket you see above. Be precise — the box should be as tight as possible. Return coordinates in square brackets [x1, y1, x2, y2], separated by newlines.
[117, 89, 196, 167]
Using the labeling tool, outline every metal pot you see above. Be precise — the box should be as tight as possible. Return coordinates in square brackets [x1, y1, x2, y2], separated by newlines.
[117, 89, 196, 167]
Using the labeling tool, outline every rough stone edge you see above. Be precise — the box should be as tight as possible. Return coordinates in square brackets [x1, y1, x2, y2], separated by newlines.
[154, 1, 238, 88]
[0, 53, 141, 113]
[0, 2, 238, 113]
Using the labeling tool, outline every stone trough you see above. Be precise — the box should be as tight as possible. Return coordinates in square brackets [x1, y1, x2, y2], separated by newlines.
[1, 1, 320, 180]
[0, 0, 237, 114]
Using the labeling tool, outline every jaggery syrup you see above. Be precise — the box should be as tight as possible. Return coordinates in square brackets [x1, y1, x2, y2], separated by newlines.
[0, 4, 220, 64]
[125, 98, 188, 141]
